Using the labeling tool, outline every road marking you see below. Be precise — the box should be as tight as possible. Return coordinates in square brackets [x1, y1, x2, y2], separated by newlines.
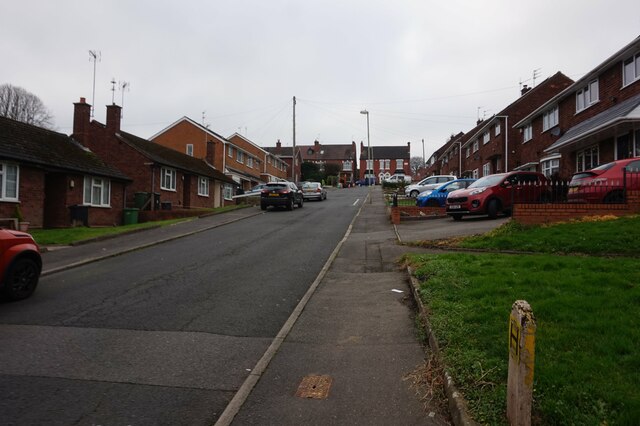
[353, 199, 360, 206]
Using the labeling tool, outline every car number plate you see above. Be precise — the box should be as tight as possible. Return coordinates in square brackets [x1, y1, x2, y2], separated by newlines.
[269, 193, 280, 197]
[449, 204, 461, 209]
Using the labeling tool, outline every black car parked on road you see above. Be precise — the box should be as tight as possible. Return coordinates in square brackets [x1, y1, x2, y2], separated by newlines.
[260, 181, 304, 211]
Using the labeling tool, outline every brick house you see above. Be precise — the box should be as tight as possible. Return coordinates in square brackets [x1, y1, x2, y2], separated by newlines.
[263, 140, 303, 183]
[359, 142, 411, 182]
[515, 36, 640, 179]
[298, 140, 358, 185]
[150, 117, 288, 192]
[0, 115, 130, 228]
[73, 99, 234, 210]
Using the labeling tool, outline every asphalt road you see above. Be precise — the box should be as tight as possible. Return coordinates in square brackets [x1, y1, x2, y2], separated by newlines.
[0, 187, 370, 426]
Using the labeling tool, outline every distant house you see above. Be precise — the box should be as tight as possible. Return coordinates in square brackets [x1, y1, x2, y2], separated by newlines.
[515, 36, 640, 179]
[150, 117, 288, 192]
[263, 140, 303, 183]
[72, 99, 235, 209]
[0, 115, 130, 228]
[297, 140, 357, 184]
[359, 142, 410, 182]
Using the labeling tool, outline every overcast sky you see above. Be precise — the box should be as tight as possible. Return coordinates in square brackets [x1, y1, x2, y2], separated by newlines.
[2, 1, 639, 159]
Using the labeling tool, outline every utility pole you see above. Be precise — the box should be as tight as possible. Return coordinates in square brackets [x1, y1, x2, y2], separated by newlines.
[293, 96, 297, 182]
[422, 138, 425, 168]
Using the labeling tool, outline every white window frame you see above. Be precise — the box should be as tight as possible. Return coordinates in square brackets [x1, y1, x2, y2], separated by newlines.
[523, 124, 533, 143]
[472, 140, 479, 153]
[366, 159, 373, 171]
[186, 144, 194, 156]
[482, 162, 491, 176]
[622, 52, 640, 87]
[0, 163, 19, 201]
[542, 106, 559, 132]
[395, 159, 403, 170]
[541, 156, 561, 177]
[160, 167, 177, 191]
[343, 161, 352, 171]
[465, 147, 470, 158]
[495, 123, 501, 136]
[576, 146, 599, 172]
[576, 79, 599, 113]
[83, 176, 111, 207]
[223, 183, 233, 200]
[198, 176, 209, 197]
[228, 145, 233, 157]
[236, 150, 244, 163]
[482, 131, 490, 144]
[472, 168, 479, 179]
[247, 157, 253, 168]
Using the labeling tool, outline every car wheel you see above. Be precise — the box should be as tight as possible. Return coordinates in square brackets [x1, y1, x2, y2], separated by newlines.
[298, 197, 303, 208]
[260, 202, 267, 211]
[603, 190, 624, 204]
[451, 214, 462, 221]
[2, 257, 40, 301]
[287, 198, 294, 211]
[487, 199, 499, 219]
[410, 190, 419, 198]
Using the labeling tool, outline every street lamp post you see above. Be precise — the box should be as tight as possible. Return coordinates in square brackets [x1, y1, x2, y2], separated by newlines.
[360, 109, 372, 203]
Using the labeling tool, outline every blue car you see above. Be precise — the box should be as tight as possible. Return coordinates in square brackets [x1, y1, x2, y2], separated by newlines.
[416, 178, 477, 207]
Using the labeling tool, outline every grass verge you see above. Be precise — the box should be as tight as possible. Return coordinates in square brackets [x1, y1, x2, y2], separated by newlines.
[404, 252, 639, 425]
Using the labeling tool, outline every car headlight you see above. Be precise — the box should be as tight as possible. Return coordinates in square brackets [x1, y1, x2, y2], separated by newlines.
[469, 187, 487, 195]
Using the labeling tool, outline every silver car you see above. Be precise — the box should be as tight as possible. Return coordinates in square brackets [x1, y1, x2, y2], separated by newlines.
[405, 175, 457, 197]
[301, 182, 327, 201]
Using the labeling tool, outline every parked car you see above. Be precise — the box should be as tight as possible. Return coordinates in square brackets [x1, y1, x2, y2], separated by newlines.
[246, 184, 266, 195]
[416, 178, 476, 207]
[446, 171, 549, 220]
[384, 174, 412, 184]
[260, 181, 304, 211]
[567, 158, 640, 203]
[405, 175, 457, 197]
[0, 229, 42, 301]
[301, 182, 327, 201]
[357, 177, 377, 186]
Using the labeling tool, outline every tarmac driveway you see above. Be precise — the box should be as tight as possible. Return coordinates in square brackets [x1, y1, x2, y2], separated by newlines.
[395, 215, 510, 243]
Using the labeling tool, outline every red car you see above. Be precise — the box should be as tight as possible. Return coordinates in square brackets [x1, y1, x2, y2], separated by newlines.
[567, 158, 640, 203]
[0, 229, 42, 301]
[446, 171, 549, 220]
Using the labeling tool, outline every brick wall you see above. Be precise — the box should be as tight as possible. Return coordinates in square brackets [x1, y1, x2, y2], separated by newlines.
[390, 206, 446, 224]
[0, 166, 45, 228]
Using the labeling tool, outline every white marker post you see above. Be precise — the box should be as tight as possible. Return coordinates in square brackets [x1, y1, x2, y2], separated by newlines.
[507, 300, 536, 426]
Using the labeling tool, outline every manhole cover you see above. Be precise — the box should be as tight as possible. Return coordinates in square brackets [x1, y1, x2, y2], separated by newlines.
[295, 375, 333, 399]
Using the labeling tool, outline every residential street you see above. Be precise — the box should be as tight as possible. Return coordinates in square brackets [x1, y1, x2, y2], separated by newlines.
[0, 187, 368, 425]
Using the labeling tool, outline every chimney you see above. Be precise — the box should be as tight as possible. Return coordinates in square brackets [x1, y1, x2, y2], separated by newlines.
[521, 84, 532, 96]
[314, 140, 320, 155]
[276, 139, 282, 148]
[73, 97, 91, 145]
[206, 140, 215, 165]
[106, 103, 122, 133]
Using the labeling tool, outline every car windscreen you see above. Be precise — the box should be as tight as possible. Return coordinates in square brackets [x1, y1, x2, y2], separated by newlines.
[264, 184, 287, 190]
[467, 174, 505, 188]
[302, 183, 320, 189]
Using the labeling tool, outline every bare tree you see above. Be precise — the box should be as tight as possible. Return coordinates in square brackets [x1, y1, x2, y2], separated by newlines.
[410, 156, 424, 175]
[0, 84, 54, 128]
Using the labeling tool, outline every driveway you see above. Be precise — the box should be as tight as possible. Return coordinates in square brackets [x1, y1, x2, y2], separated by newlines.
[395, 215, 510, 242]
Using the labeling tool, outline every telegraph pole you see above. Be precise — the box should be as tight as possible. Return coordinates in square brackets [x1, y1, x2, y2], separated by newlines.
[293, 96, 297, 182]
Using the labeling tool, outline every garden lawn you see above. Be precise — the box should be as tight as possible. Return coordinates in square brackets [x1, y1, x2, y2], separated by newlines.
[406, 252, 639, 425]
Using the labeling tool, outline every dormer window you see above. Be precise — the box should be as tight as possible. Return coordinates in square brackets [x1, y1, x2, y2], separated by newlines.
[576, 79, 599, 113]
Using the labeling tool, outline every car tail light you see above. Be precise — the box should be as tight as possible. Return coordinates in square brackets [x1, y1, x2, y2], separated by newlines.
[316, 188, 321, 192]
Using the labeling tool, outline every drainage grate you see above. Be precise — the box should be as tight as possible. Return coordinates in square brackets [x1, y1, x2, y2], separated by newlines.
[295, 375, 333, 399]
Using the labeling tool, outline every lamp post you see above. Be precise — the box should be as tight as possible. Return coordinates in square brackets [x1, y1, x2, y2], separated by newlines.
[360, 109, 372, 203]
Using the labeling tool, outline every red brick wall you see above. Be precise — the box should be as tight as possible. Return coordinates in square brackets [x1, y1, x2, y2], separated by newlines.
[152, 120, 221, 166]
[0, 166, 45, 228]
[390, 206, 446, 224]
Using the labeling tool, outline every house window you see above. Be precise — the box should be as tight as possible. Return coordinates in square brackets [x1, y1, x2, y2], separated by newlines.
[542, 106, 559, 131]
[247, 157, 253, 168]
[186, 144, 194, 156]
[465, 147, 470, 158]
[541, 157, 560, 177]
[228, 145, 233, 157]
[482, 162, 491, 176]
[616, 131, 640, 159]
[267, 156, 272, 164]
[0, 163, 19, 201]
[366, 159, 373, 171]
[576, 79, 599, 113]
[83, 176, 110, 207]
[236, 150, 244, 163]
[623, 52, 640, 87]
[495, 123, 501, 136]
[472, 140, 479, 152]
[472, 169, 479, 179]
[395, 159, 403, 170]
[483, 131, 490, 144]
[343, 161, 352, 171]
[523, 124, 533, 142]
[576, 146, 599, 172]
[223, 183, 233, 200]
[198, 177, 209, 196]
[161, 167, 177, 191]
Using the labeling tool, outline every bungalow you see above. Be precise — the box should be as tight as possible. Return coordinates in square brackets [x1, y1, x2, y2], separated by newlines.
[515, 35, 640, 179]
[72, 99, 235, 210]
[359, 142, 410, 182]
[0, 115, 130, 228]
